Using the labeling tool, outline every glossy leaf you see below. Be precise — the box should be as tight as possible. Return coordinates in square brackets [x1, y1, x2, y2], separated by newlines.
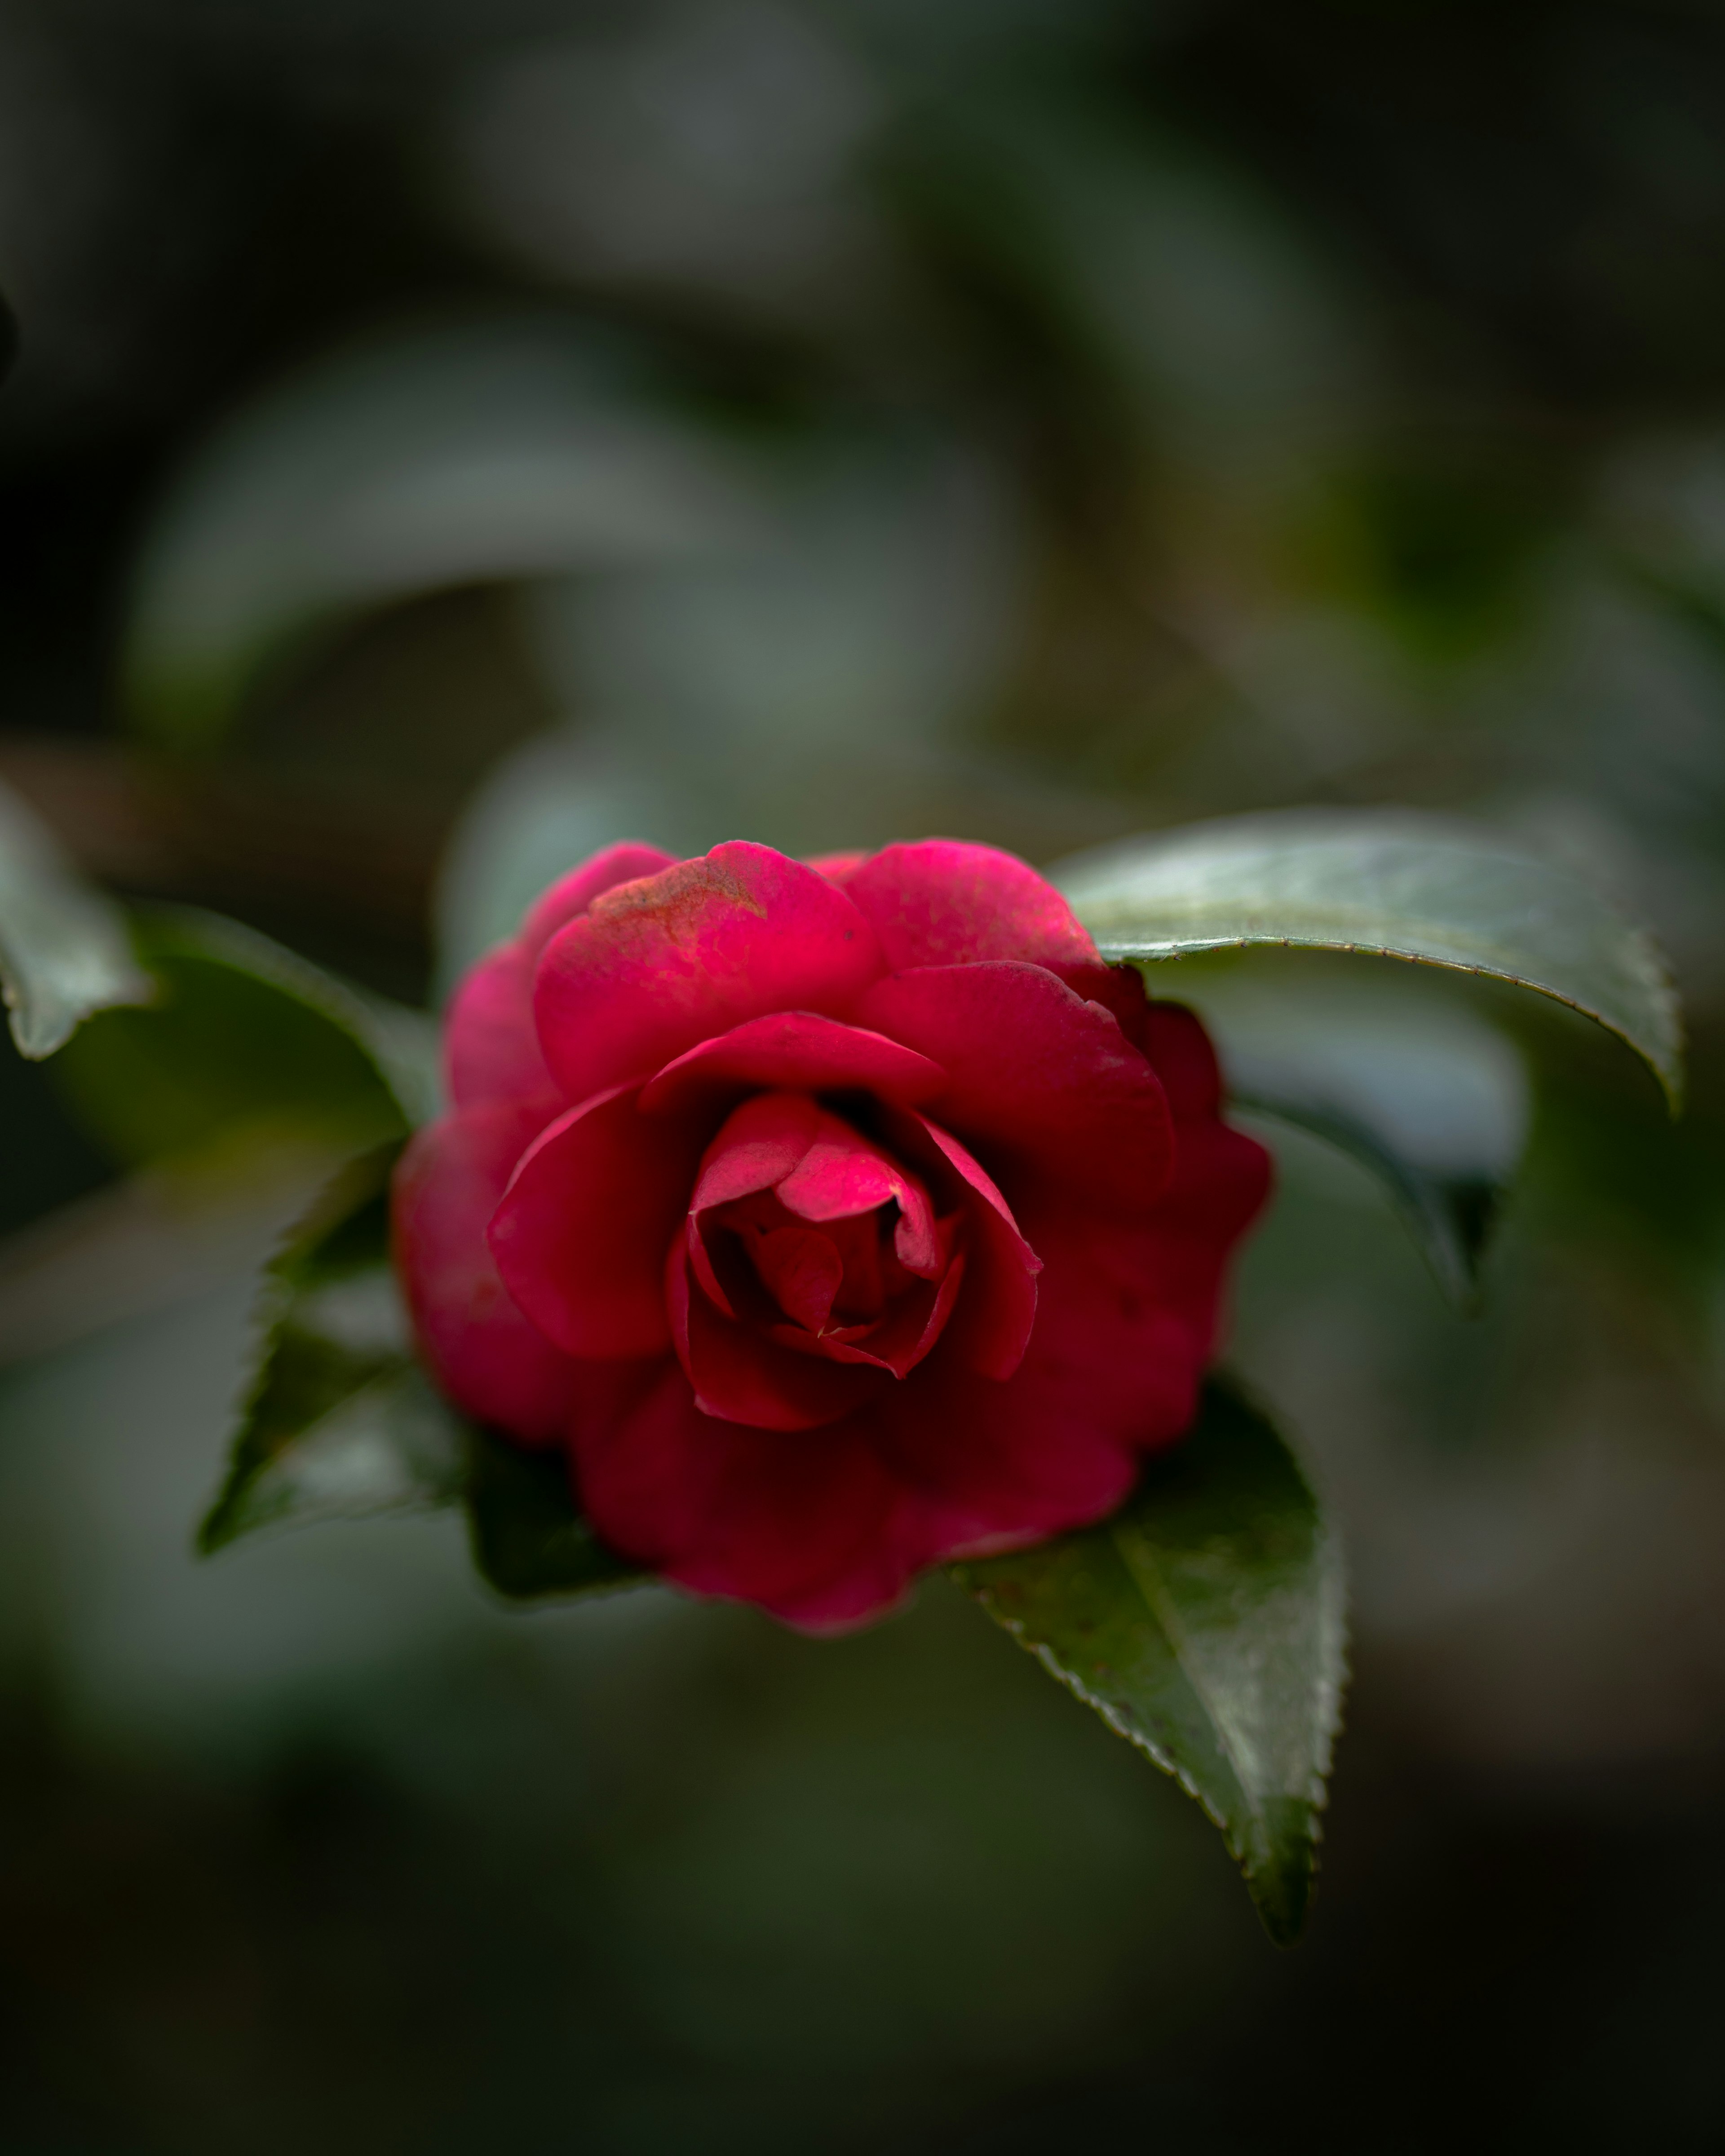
[465, 1428, 648, 1604]
[1053, 810, 1682, 1107]
[954, 1378, 1346, 1944]
[0, 778, 150, 1059]
[54, 905, 434, 1176]
[199, 1142, 644, 1604]
[1177, 963, 1530, 1307]
[200, 1144, 465, 1552]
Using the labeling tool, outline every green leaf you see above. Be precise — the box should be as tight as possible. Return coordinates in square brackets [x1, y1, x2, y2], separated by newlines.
[199, 1144, 466, 1552]
[1053, 810, 1683, 1108]
[53, 905, 435, 1176]
[200, 1143, 645, 1606]
[0, 778, 150, 1059]
[953, 1378, 1346, 1945]
[123, 319, 757, 749]
[1175, 962, 1530, 1308]
[464, 1426, 649, 1604]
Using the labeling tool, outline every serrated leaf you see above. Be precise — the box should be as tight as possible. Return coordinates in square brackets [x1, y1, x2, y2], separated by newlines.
[53, 905, 435, 1178]
[464, 1426, 649, 1604]
[0, 778, 151, 1059]
[199, 1143, 467, 1551]
[954, 1378, 1345, 1945]
[199, 1143, 644, 1605]
[1177, 964, 1530, 1307]
[1053, 810, 1682, 1108]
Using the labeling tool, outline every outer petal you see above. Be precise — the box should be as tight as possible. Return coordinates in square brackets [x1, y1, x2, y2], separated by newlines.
[571, 1364, 915, 1631]
[488, 1085, 707, 1359]
[519, 840, 677, 956]
[638, 1012, 944, 1117]
[855, 961, 1174, 1215]
[446, 839, 675, 1112]
[534, 842, 886, 1101]
[446, 942, 551, 1112]
[392, 1101, 579, 1443]
[840, 840, 1099, 971]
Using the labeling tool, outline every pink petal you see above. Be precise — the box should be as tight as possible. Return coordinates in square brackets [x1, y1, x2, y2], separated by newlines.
[667, 1241, 877, 1431]
[895, 1110, 1040, 1379]
[571, 1363, 915, 1630]
[488, 1084, 707, 1360]
[534, 842, 885, 1101]
[749, 1224, 844, 1332]
[445, 841, 677, 1112]
[778, 1253, 965, 1378]
[690, 1091, 821, 1215]
[445, 943, 552, 1111]
[518, 840, 677, 958]
[637, 1011, 945, 1117]
[840, 840, 1099, 970]
[1144, 1000, 1227, 1120]
[392, 1102, 579, 1443]
[855, 961, 1175, 1216]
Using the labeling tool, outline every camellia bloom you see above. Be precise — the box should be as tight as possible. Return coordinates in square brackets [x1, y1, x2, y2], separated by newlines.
[394, 839, 1270, 1630]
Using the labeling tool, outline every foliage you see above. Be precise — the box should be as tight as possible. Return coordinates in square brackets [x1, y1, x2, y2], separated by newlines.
[0, 792, 1666, 1941]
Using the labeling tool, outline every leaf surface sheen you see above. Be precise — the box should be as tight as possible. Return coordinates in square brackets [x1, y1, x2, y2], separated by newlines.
[199, 1141, 646, 1607]
[0, 780, 150, 1058]
[1053, 809, 1682, 1106]
[954, 1379, 1346, 1944]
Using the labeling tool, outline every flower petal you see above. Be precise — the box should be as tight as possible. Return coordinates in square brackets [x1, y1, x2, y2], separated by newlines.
[488, 1085, 706, 1359]
[446, 840, 677, 1111]
[637, 1011, 945, 1117]
[445, 942, 552, 1112]
[840, 840, 1099, 970]
[571, 1363, 915, 1630]
[667, 1240, 877, 1431]
[893, 1110, 1040, 1379]
[519, 840, 677, 956]
[534, 842, 885, 1100]
[392, 1102, 579, 1442]
[855, 961, 1175, 1215]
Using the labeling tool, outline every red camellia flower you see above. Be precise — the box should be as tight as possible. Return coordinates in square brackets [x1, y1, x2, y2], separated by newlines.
[393, 839, 1270, 1630]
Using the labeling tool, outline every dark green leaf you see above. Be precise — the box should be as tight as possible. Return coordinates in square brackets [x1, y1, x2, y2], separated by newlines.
[1053, 810, 1682, 1108]
[464, 1426, 649, 1604]
[199, 1144, 466, 1552]
[54, 905, 434, 1176]
[0, 779, 150, 1059]
[953, 1378, 1346, 1945]
[200, 1143, 644, 1607]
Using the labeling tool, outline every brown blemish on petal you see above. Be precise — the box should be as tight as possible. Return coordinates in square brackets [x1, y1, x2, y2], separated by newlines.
[588, 857, 765, 943]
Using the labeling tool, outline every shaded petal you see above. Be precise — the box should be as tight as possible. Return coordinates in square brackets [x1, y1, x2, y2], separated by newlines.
[856, 961, 1174, 1215]
[488, 1085, 706, 1360]
[841, 840, 1099, 970]
[571, 1361, 915, 1631]
[392, 1102, 579, 1443]
[778, 1253, 965, 1378]
[638, 1011, 944, 1117]
[895, 1110, 1040, 1380]
[534, 842, 885, 1100]
[668, 1241, 877, 1431]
